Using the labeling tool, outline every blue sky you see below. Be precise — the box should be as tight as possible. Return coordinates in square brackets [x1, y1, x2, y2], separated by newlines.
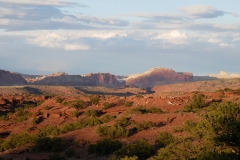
[0, 0, 239, 76]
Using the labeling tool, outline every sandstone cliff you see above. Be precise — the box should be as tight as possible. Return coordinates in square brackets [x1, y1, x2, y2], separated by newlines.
[0, 70, 27, 86]
[125, 67, 193, 88]
[32, 75, 95, 86]
[85, 73, 121, 86]
[31, 72, 121, 87]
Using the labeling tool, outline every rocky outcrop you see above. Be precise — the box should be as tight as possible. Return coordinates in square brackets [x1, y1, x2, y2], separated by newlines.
[32, 75, 95, 86]
[125, 67, 193, 88]
[0, 70, 27, 86]
[31, 73, 122, 87]
[20, 74, 46, 83]
[85, 73, 122, 86]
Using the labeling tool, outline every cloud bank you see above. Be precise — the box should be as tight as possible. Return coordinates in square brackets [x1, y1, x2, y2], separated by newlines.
[0, 2, 239, 75]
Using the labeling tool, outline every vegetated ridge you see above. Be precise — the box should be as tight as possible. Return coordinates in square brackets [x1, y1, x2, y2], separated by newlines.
[0, 85, 240, 159]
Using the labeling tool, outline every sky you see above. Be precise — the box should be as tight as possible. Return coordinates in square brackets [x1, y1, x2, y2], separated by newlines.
[0, 0, 239, 76]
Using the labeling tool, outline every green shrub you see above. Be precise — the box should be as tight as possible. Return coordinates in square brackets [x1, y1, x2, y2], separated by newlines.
[90, 96, 100, 105]
[63, 100, 87, 109]
[224, 88, 233, 92]
[85, 117, 102, 127]
[124, 101, 133, 107]
[59, 123, 76, 134]
[32, 117, 41, 125]
[115, 117, 131, 127]
[37, 100, 44, 106]
[183, 120, 197, 132]
[117, 99, 125, 106]
[147, 107, 163, 114]
[172, 126, 184, 133]
[44, 106, 51, 110]
[132, 121, 155, 132]
[183, 94, 205, 112]
[71, 100, 87, 109]
[127, 106, 163, 115]
[65, 148, 75, 157]
[236, 88, 240, 95]
[120, 156, 139, 160]
[88, 139, 122, 155]
[96, 124, 129, 139]
[0, 132, 36, 151]
[100, 114, 115, 123]
[32, 137, 67, 152]
[0, 115, 9, 121]
[56, 97, 64, 103]
[136, 95, 144, 99]
[22, 103, 37, 109]
[85, 109, 98, 117]
[103, 102, 116, 110]
[49, 153, 66, 160]
[115, 139, 155, 159]
[71, 110, 81, 118]
[59, 117, 102, 134]
[150, 139, 196, 160]
[36, 126, 60, 138]
[127, 106, 148, 115]
[14, 107, 32, 122]
[155, 132, 175, 148]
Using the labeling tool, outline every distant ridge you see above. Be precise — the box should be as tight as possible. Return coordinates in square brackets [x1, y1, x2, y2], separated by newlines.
[3, 68, 240, 88]
[123, 67, 193, 88]
[0, 69, 27, 86]
[31, 72, 122, 87]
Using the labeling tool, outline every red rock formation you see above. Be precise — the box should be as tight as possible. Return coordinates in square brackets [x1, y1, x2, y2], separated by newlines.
[32, 75, 95, 86]
[85, 73, 121, 86]
[31, 73, 122, 87]
[125, 68, 193, 88]
[0, 70, 27, 86]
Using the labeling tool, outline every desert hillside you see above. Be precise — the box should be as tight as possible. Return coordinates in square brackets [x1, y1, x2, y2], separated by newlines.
[0, 83, 240, 160]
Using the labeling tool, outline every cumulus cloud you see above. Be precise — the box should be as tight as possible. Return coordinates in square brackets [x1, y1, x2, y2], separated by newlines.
[209, 71, 240, 78]
[152, 30, 188, 44]
[179, 4, 238, 19]
[208, 38, 221, 44]
[219, 43, 228, 47]
[29, 33, 90, 51]
[64, 44, 89, 51]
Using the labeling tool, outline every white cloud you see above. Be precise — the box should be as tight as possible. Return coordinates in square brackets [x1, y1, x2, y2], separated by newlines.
[209, 71, 240, 78]
[208, 38, 221, 44]
[179, 5, 238, 19]
[57, 30, 128, 40]
[152, 30, 188, 44]
[30, 33, 67, 48]
[0, 19, 11, 25]
[29, 33, 90, 50]
[219, 43, 229, 47]
[233, 38, 240, 41]
[64, 44, 89, 51]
